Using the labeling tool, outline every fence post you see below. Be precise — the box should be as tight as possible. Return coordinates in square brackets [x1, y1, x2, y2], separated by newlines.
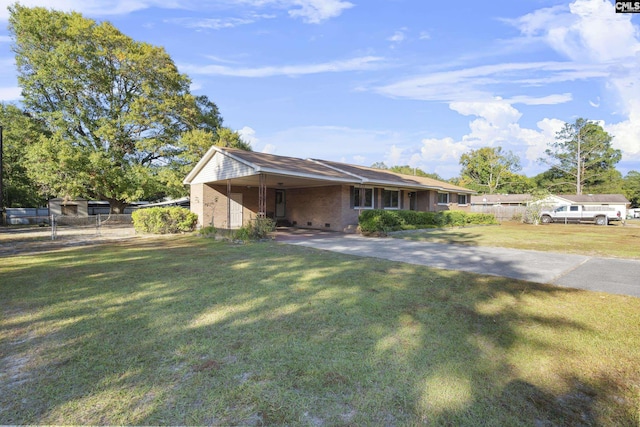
[51, 214, 56, 240]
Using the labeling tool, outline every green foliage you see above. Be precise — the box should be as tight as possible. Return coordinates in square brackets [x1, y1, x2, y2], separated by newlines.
[459, 146, 522, 194]
[215, 127, 252, 151]
[540, 118, 621, 194]
[198, 225, 217, 236]
[131, 207, 197, 234]
[359, 209, 497, 234]
[233, 217, 276, 241]
[7, 5, 236, 211]
[522, 190, 553, 225]
[623, 171, 640, 207]
[388, 165, 443, 180]
[0, 104, 50, 207]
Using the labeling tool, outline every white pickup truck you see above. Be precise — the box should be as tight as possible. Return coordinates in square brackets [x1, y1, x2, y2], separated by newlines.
[540, 205, 622, 226]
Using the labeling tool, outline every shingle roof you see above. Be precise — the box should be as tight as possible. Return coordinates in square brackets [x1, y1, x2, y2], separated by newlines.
[312, 158, 473, 193]
[222, 148, 356, 181]
[186, 147, 474, 194]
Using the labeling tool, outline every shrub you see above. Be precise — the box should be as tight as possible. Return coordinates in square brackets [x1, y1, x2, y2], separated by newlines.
[358, 209, 497, 234]
[132, 207, 198, 234]
[234, 217, 276, 242]
[358, 210, 403, 234]
[198, 225, 217, 237]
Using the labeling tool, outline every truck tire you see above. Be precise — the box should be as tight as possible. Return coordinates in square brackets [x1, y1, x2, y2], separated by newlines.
[541, 215, 552, 224]
[595, 216, 607, 226]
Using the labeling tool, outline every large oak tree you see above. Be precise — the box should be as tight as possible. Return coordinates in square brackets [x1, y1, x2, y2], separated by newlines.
[0, 104, 50, 207]
[9, 5, 245, 213]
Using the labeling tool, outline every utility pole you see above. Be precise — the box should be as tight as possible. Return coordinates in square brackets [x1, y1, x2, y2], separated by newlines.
[576, 122, 582, 196]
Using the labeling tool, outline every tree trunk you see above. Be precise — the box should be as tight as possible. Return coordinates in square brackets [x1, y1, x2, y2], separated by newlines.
[108, 199, 128, 214]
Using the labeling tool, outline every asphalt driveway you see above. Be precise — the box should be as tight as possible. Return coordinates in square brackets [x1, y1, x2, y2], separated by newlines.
[277, 231, 640, 298]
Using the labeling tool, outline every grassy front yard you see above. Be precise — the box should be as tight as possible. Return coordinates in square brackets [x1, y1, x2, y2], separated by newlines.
[1, 235, 639, 425]
[393, 220, 640, 259]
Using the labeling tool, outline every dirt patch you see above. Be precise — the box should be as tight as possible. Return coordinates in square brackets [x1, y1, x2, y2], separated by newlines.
[0, 225, 137, 256]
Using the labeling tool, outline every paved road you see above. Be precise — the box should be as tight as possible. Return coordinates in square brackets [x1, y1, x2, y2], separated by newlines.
[278, 232, 640, 298]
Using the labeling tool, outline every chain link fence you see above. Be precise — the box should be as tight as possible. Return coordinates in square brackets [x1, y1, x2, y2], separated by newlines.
[0, 214, 136, 256]
[50, 214, 135, 240]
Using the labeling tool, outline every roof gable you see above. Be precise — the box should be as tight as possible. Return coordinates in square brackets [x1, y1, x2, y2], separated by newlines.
[189, 150, 256, 185]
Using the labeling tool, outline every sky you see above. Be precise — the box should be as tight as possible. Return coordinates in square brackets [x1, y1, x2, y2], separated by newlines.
[0, 0, 639, 179]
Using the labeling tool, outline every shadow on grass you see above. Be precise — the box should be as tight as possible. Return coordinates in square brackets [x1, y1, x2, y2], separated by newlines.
[1, 236, 638, 425]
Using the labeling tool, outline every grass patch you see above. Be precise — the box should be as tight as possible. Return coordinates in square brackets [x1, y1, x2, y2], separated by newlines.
[1, 236, 639, 425]
[393, 221, 640, 259]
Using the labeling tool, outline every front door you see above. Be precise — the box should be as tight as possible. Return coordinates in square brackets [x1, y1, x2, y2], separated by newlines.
[275, 190, 286, 218]
[229, 193, 243, 228]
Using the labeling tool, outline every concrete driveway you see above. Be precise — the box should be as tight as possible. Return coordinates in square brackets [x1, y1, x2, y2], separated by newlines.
[276, 231, 640, 298]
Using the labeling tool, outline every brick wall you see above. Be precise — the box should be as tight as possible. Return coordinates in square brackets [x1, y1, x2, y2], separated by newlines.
[192, 182, 471, 231]
[286, 185, 357, 231]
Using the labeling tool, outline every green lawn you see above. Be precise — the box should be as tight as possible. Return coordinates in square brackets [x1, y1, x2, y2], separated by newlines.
[1, 236, 639, 425]
[393, 220, 640, 259]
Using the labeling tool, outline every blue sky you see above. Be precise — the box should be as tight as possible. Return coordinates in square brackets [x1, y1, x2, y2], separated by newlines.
[0, 0, 639, 179]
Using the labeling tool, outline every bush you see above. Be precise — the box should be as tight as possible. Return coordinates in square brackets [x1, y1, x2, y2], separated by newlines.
[234, 217, 276, 242]
[132, 207, 198, 234]
[358, 209, 497, 234]
[198, 225, 217, 237]
[358, 210, 403, 234]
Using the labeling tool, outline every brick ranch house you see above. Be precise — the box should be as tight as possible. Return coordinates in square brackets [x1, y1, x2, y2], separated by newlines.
[184, 147, 475, 232]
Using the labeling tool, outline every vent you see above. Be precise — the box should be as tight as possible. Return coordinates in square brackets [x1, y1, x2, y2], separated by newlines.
[307, 222, 312, 226]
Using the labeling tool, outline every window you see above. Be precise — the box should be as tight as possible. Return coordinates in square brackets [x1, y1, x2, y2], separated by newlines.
[457, 194, 468, 205]
[382, 190, 399, 209]
[569, 205, 579, 212]
[354, 188, 373, 209]
[437, 193, 449, 204]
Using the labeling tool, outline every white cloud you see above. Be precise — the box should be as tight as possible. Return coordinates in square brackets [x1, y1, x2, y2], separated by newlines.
[607, 113, 640, 160]
[0, 0, 353, 24]
[375, 61, 605, 104]
[508, 0, 640, 63]
[449, 100, 522, 128]
[372, 0, 640, 176]
[387, 30, 406, 44]
[261, 143, 276, 154]
[180, 55, 385, 77]
[237, 126, 258, 147]
[0, 0, 168, 21]
[506, 0, 640, 167]
[286, 0, 354, 23]
[167, 16, 265, 30]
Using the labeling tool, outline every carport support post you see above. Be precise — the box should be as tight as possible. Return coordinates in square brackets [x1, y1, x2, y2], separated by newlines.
[258, 173, 266, 218]
[227, 180, 231, 230]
